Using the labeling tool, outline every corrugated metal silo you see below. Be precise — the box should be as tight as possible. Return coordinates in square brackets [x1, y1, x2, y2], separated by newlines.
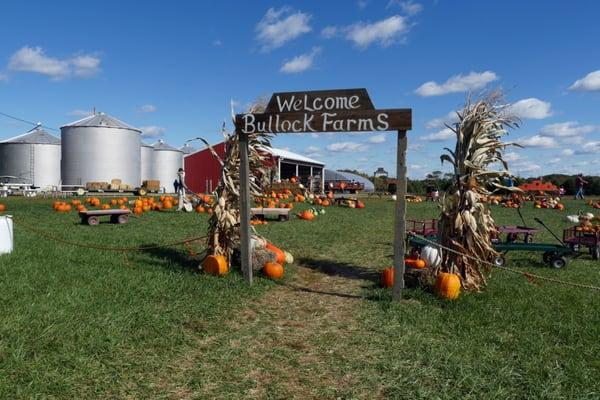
[60, 112, 141, 186]
[0, 126, 61, 190]
[152, 139, 183, 192]
[179, 143, 196, 168]
[140, 141, 154, 184]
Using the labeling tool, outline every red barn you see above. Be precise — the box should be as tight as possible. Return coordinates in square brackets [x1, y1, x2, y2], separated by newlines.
[183, 142, 325, 194]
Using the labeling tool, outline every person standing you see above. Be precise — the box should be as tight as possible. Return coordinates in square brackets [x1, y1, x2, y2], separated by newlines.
[177, 168, 186, 211]
[575, 173, 588, 200]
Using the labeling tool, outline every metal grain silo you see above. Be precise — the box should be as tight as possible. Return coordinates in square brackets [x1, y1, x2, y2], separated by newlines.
[61, 112, 141, 187]
[179, 143, 196, 168]
[152, 139, 183, 192]
[0, 126, 61, 190]
[140, 141, 154, 184]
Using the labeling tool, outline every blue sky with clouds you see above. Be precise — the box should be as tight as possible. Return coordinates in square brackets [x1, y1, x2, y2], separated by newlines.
[1, 0, 599, 178]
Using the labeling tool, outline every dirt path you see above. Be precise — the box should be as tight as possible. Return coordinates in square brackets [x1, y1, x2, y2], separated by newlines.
[155, 264, 382, 399]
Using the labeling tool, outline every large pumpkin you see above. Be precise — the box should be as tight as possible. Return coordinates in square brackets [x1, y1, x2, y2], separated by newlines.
[203, 255, 229, 276]
[263, 262, 284, 279]
[266, 243, 286, 264]
[435, 272, 461, 300]
[381, 267, 394, 288]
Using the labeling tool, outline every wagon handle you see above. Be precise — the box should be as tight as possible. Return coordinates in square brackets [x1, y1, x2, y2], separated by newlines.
[534, 217, 566, 246]
[516, 207, 527, 227]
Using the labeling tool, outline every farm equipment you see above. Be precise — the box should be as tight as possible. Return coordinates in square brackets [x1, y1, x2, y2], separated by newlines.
[406, 215, 598, 269]
[79, 209, 131, 226]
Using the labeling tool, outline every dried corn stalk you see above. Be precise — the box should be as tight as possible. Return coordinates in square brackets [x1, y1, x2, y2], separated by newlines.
[199, 100, 274, 266]
[437, 92, 520, 291]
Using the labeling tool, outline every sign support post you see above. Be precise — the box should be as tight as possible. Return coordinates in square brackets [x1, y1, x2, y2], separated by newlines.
[238, 128, 252, 285]
[393, 130, 408, 301]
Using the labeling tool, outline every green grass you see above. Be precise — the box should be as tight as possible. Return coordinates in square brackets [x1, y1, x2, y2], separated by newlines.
[0, 196, 599, 398]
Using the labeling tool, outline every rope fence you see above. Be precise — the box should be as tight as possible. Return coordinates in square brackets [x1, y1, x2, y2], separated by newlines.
[410, 233, 600, 292]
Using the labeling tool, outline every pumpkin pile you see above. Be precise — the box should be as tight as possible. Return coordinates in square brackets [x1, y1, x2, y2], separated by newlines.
[501, 199, 522, 208]
[533, 198, 564, 210]
[587, 200, 600, 209]
[406, 195, 423, 203]
[575, 216, 600, 233]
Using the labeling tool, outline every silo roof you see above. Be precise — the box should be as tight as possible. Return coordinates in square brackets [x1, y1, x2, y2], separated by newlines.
[179, 143, 196, 154]
[153, 139, 182, 152]
[141, 141, 153, 148]
[1, 126, 61, 145]
[61, 112, 141, 132]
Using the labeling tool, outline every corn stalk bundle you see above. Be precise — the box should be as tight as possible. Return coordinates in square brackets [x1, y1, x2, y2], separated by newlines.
[437, 92, 520, 291]
[199, 101, 274, 266]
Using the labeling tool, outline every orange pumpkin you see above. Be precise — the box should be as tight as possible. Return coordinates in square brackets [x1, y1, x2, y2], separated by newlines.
[207, 207, 213, 215]
[327, 191, 334, 199]
[321, 200, 330, 207]
[298, 210, 315, 221]
[356, 201, 365, 209]
[163, 200, 173, 209]
[381, 267, 394, 288]
[101, 204, 110, 210]
[263, 262, 284, 279]
[266, 243, 286, 264]
[203, 254, 228, 275]
[405, 258, 426, 269]
[196, 206, 205, 213]
[110, 199, 118, 206]
[120, 205, 129, 210]
[290, 177, 297, 184]
[134, 207, 143, 215]
[0, 204, 5, 212]
[142, 205, 151, 212]
[435, 272, 461, 300]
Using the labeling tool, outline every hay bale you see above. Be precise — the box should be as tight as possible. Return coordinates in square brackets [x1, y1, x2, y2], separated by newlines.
[111, 178, 122, 186]
[251, 247, 277, 272]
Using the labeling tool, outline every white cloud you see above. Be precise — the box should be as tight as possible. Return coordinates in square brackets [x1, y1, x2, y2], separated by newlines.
[507, 98, 552, 120]
[67, 109, 92, 117]
[539, 121, 597, 137]
[425, 111, 457, 129]
[512, 161, 541, 173]
[367, 133, 387, 143]
[140, 126, 166, 138]
[8, 46, 100, 80]
[280, 47, 320, 74]
[575, 141, 600, 155]
[345, 16, 409, 48]
[256, 7, 311, 51]
[415, 71, 498, 97]
[518, 135, 557, 148]
[569, 70, 600, 91]
[327, 141, 369, 152]
[560, 148, 574, 156]
[138, 104, 157, 113]
[357, 0, 369, 9]
[71, 54, 101, 77]
[503, 151, 523, 162]
[305, 145, 323, 155]
[0, 73, 8, 82]
[212, 39, 223, 46]
[547, 158, 562, 165]
[420, 128, 454, 142]
[321, 26, 338, 38]
[387, 0, 423, 15]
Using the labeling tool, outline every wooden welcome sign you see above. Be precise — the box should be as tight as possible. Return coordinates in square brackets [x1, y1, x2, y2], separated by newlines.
[235, 88, 412, 301]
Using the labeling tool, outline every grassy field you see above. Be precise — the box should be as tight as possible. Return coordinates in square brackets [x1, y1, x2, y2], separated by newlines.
[0, 196, 599, 399]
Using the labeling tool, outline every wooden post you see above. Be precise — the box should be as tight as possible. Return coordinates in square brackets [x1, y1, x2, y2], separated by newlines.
[393, 130, 408, 301]
[238, 129, 252, 285]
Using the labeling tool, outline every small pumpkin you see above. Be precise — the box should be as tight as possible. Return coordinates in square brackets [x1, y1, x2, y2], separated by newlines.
[196, 206, 205, 213]
[203, 254, 228, 276]
[356, 201, 365, 209]
[327, 191, 334, 199]
[298, 210, 315, 221]
[134, 207, 143, 215]
[435, 272, 461, 300]
[263, 262, 284, 279]
[0, 204, 5, 212]
[381, 267, 394, 288]
[266, 243, 286, 264]
[163, 200, 173, 209]
[405, 258, 426, 269]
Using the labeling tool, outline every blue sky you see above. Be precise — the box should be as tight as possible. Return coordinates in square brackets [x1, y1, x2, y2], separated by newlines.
[1, 0, 599, 178]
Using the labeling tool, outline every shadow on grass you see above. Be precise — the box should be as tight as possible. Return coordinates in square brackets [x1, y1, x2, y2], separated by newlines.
[273, 280, 366, 300]
[298, 257, 380, 281]
[139, 244, 203, 274]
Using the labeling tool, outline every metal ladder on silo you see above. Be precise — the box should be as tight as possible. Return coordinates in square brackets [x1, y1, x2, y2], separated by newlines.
[29, 145, 35, 186]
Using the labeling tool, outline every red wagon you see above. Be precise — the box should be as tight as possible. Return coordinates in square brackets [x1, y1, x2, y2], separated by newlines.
[406, 219, 438, 238]
[563, 227, 600, 260]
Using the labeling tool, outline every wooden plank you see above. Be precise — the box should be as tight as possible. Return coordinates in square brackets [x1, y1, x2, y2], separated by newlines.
[265, 88, 375, 113]
[80, 209, 130, 216]
[393, 130, 408, 302]
[238, 130, 252, 285]
[235, 109, 412, 134]
[251, 207, 291, 217]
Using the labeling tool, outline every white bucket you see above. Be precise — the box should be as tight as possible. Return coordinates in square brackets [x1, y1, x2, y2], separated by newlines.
[0, 215, 14, 255]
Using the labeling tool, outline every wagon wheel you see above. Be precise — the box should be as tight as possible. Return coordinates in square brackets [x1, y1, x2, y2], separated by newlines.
[590, 246, 600, 260]
[87, 216, 100, 226]
[493, 255, 506, 267]
[118, 214, 129, 224]
[550, 256, 567, 269]
[524, 234, 533, 244]
[506, 233, 516, 243]
[543, 251, 555, 263]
